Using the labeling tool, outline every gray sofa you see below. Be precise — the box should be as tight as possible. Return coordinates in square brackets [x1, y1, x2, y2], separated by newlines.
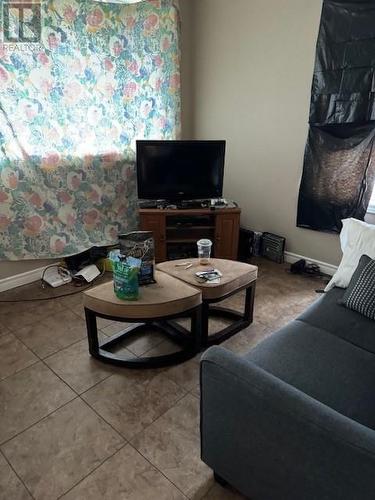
[200, 287, 375, 500]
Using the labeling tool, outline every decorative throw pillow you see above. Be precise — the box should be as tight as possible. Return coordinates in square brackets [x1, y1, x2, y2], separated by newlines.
[341, 255, 375, 321]
[325, 218, 375, 291]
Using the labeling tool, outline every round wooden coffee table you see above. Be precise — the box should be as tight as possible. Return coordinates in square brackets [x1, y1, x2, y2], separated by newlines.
[157, 259, 258, 347]
[83, 271, 202, 368]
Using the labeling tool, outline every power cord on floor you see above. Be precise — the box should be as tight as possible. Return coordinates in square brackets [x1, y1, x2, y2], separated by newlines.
[0, 265, 106, 303]
[285, 258, 330, 294]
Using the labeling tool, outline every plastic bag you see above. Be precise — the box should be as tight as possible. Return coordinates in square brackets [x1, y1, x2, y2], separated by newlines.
[110, 251, 141, 301]
[118, 232, 156, 285]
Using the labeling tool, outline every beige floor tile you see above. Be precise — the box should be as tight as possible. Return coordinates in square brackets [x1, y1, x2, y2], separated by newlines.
[44, 338, 118, 394]
[175, 316, 230, 336]
[144, 339, 200, 394]
[106, 344, 141, 361]
[131, 394, 213, 499]
[219, 291, 245, 314]
[0, 299, 65, 331]
[69, 304, 115, 329]
[57, 291, 84, 309]
[253, 297, 297, 329]
[164, 354, 201, 392]
[82, 370, 185, 440]
[96, 317, 115, 329]
[0, 282, 48, 303]
[112, 330, 167, 357]
[0, 258, 326, 500]
[0, 363, 75, 444]
[102, 323, 192, 358]
[2, 399, 125, 500]
[100, 322, 167, 356]
[61, 444, 185, 500]
[191, 384, 200, 398]
[0, 324, 10, 337]
[143, 338, 182, 357]
[201, 483, 246, 499]
[68, 303, 86, 320]
[0, 452, 32, 500]
[208, 318, 233, 335]
[0, 302, 36, 324]
[15, 309, 86, 358]
[221, 322, 272, 355]
[94, 327, 143, 362]
[254, 290, 311, 330]
[0, 333, 38, 380]
[100, 321, 131, 336]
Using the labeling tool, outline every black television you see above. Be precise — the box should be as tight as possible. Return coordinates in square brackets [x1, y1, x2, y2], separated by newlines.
[136, 140, 226, 201]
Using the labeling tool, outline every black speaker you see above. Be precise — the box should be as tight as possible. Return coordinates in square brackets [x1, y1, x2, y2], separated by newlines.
[261, 232, 286, 264]
[238, 228, 254, 262]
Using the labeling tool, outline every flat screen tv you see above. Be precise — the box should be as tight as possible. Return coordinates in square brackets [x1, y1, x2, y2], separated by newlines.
[136, 140, 226, 200]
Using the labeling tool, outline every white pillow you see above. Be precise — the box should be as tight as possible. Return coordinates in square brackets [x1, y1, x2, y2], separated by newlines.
[325, 218, 375, 291]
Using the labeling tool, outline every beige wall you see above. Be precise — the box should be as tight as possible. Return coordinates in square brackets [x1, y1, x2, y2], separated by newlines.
[190, 0, 343, 265]
[0, 259, 59, 280]
[6, 1, 372, 280]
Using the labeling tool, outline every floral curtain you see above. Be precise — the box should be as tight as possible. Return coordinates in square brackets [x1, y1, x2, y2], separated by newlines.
[0, 0, 181, 259]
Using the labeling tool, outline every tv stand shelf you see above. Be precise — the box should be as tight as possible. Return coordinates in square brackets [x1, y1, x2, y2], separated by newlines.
[139, 206, 240, 262]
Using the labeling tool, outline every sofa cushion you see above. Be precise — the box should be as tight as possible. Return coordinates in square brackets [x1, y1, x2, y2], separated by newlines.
[325, 218, 375, 291]
[342, 255, 375, 321]
[298, 287, 375, 353]
[245, 320, 375, 430]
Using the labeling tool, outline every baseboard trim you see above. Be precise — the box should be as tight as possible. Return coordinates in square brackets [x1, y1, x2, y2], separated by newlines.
[284, 252, 338, 277]
[0, 253, 338, 292]
[0, 266, 47, 293]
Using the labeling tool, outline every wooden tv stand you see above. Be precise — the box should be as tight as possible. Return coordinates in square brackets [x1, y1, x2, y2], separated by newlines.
[139, 206, 240, 263]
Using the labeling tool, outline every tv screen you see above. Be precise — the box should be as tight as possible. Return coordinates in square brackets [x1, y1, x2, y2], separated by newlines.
[136, 140, 226, 200]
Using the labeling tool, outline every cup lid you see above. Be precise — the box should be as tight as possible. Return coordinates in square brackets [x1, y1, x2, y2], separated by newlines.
[197, 239, 212, 246]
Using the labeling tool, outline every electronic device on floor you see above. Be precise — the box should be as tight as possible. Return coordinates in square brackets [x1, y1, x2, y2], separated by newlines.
[261, 232, 286, 264]
[43, 267, 72, 288]
[238, 228, 254, 262]
[74, 264, 101, 283]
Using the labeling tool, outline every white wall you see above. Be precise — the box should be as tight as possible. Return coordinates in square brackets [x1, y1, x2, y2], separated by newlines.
[191, 0, 343, 265]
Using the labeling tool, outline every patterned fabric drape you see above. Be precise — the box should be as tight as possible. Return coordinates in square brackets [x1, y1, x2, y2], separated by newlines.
[0, 0, 181, 259]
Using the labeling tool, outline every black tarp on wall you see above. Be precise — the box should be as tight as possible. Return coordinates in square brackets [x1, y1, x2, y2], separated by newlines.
[297, 0, 375, 232]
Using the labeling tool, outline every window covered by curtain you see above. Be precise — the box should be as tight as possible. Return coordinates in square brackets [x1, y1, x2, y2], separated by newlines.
[297, 0, 375, 233]
[0, 0, 181, 259]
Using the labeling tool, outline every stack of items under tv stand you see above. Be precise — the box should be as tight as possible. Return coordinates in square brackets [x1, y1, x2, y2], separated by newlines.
[139, 199, 240, 263]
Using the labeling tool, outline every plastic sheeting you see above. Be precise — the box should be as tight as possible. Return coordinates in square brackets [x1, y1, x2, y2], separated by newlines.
[297, 0, 375, 232]
[311, 1, 375, 126]
[297, 124, 375, 232]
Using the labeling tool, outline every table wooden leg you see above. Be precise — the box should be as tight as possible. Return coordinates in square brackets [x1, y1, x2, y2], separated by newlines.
[84, 305, 202, 369]
[191, 305, 203, 352]
[244, 281, 256, 323]
[85, 308, 99, 357]
[201, 302, 210, 348]
[202, 281, 256, 347]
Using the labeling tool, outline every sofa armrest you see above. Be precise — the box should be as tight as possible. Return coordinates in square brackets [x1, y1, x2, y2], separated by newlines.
[200, 346, 375, 500]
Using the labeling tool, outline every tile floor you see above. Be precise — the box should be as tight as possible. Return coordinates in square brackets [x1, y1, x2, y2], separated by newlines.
[0, 258, 327, 500]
